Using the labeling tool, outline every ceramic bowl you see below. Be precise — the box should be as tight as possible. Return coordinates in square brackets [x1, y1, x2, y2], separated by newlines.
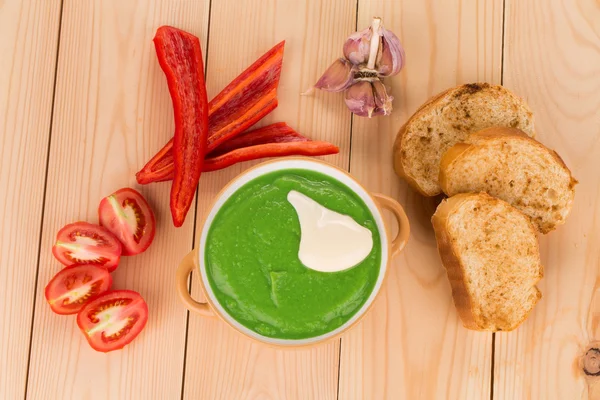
[176, 157, 410, 346]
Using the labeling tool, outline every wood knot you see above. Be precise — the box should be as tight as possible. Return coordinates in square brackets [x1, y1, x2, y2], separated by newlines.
[583, 348, 600, 376]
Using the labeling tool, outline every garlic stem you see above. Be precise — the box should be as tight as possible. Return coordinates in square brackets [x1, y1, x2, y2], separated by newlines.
[366, 17, 381, 70]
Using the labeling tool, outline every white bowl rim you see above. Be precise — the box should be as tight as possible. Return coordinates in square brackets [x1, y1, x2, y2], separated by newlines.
[198, 158, 389, 346]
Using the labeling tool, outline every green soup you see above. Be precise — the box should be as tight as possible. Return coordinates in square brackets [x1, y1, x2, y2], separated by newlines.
[205, 169, 382, 339]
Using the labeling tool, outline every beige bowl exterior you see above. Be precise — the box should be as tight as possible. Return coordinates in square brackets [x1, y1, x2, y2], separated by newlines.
[176, 157, 410, 347]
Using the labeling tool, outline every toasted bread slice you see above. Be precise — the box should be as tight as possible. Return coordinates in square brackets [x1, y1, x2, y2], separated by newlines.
[432, 193, 543, 331]
[439, 127, 577, 234]
[393, 83, 535, 196]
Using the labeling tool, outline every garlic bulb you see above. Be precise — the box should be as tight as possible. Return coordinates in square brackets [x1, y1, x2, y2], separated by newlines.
[312, 17, 405, 118]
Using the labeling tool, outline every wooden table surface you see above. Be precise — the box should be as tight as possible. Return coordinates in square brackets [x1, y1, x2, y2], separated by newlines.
[1, 0, 599, 399]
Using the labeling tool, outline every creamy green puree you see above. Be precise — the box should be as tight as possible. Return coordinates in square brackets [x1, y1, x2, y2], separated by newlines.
[205, 169, 381, 339]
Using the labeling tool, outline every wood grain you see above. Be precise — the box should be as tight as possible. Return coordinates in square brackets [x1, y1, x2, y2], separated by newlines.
[339, 0, 503, 399]
[495, 0, 600, 398]
[0, 1, 61, 398]
[26, 1, 209, 399]
[4, 0, 596, 397]
[182, 0, 356, 398]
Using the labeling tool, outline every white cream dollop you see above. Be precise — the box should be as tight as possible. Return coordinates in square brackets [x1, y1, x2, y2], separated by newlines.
[287, 190, 373, 273]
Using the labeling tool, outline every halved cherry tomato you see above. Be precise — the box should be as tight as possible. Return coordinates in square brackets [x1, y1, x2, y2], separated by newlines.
[44, 264, 113, 315]
[98, 188, 156, 256]
[77, 290, 148, 352]
[52, 222, 122, 272]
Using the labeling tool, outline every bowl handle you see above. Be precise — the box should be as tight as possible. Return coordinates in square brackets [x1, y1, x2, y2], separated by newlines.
[372, 193, 410, 257]
[176, 250, 215, 317]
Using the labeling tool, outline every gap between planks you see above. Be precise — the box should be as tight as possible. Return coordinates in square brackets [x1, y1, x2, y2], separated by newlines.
[180, 0, 214, 399]
[490, 0, 507, 398]
[336, 1, 360, 398]
[23, 1, 65, 398]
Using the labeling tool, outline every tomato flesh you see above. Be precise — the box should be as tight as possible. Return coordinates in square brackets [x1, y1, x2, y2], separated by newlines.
[77, 290, 148, 352]
[99, 188, 156, 256]
[45, 265, 113, 315]
[52, 222, 122, 271]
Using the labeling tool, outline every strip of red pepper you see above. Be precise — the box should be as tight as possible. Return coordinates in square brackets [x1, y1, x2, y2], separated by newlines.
[203, 141, 340, 172]
[139, 122, 314, 181]
[136, 122, 304, 183]
[208, 122, 307, 157]
[154, 26, 209, 227]
[136, 41, 284, 184]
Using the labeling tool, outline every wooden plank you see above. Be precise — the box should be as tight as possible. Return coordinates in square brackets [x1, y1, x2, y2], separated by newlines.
[494, 0, 600, 398]
[0, 0, 61, 398]
[26, 1, 210, 399]
[339, 1, 503, 398]
[182, 0, 356, 398]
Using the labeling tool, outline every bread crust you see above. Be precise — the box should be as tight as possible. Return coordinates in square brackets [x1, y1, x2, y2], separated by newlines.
[393, 88, 453, 196]
[393, 122, 433, 196]
[431, 194, 481, 329]
[432, 193, 543, 331]
[438, 143, 470, 192]
[439, 127, 578, 233]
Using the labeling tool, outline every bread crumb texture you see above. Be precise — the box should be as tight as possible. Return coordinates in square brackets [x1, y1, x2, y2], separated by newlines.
[442, 130, 576, 233]
[434, 193, 542, 331]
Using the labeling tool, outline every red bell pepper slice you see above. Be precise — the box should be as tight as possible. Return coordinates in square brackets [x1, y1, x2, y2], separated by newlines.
[153, 26, 209, 226]
[136, 41, 284, 185]
[139, 123, 317, 181]
[203, 141, 340, 172]
[208, 122, 307, 157]
[136, 122, 304, 183]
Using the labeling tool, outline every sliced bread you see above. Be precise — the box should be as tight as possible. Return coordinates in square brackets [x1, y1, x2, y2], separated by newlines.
[431, 193, 543, 331]
[393, 83, 535, 196]
[439, 127, 577, 234]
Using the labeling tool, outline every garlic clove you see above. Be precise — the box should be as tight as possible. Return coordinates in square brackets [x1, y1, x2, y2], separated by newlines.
[372, 80, 393, 116]
[314, 58, 355, 92]
[345, 81, 376, 118]
[343, 27, 372, 65]
[377, 27, 405, 77]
